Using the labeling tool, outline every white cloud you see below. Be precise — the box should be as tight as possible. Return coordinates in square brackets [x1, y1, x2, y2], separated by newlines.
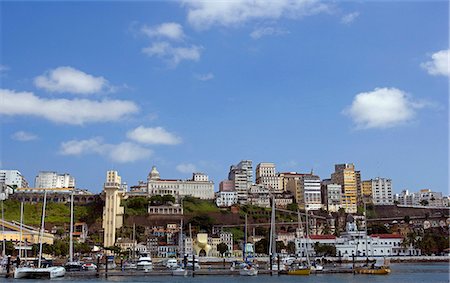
[11, 131, 38, 141]
[421, 49, 449, 77]
[250, 27, 289, 39]
[141, 22, 185, 41]
[195, 73, 214, 81]
[127, 126, 181, 145]
[142, 41, 202, 66]
[176, 163, 198, 174]
[340, 12, 359, 24]
[0, 89, 139, 125]
[34, 66, 110, 94]
[60, 138, 152, 163]
[0, 65, 9, 73]
[344, 87, 423, 129]
[182, 0, 330, 30]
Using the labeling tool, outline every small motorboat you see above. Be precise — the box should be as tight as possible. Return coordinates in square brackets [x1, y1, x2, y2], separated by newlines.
[14, 266, 66, 279]
[239, 263, 258, 276]
[65, 261, 82, 271]
[136, 255, 153, 272]
[172, 266, 188, 276]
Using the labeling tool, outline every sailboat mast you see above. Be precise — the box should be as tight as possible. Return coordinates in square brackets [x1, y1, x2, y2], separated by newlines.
[69, 191, 74, 262]
[243, 213, 247, 261]
[269, 196, 276, 258]
[364, 202, 369, 259]
[1, 199, 4, 257]
[305, 210, 310, 265]
[19, 201, 24, 259]
[179, 218, 183, 257]
[38, 190, 47, 268]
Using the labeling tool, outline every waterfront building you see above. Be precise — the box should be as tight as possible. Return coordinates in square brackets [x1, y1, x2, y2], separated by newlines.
[369, 177, 393, 205]
[102, 170, 126, 249]
[129, 166, 214, 200]
[228, 160, 253, 204]
[0, 170, 29, 189]
[34, 171, 75, 189]
[255, 162, 281, 192]
[331, 163, 358, 213]
[286, 173, 322, 211]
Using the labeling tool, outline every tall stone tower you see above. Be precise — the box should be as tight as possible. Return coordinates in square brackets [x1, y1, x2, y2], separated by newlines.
[102, 170, 125, 249]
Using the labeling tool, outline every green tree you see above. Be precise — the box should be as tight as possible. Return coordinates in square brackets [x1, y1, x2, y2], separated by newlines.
[254, 238, 269, 254]
[189, 214, 214, 233]
[287, 241, 296, 255]
[420, 200, 429, 206]
[403, 215, 411, 223]
[313, 242, 336, 256]
[162, 194, 175, 204]
[276, 241, 286, 253]
[217, 242, 229, 257]
[287, 203, 298, 212]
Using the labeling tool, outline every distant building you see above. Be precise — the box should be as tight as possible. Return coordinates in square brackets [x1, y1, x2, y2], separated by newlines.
[417, 189, 444, 207]
[287, 173, 322, 211]
[255, 162, 281, 192]
[219, 180, 235, 192]
[322, 183, 342, 212]
[370, 177, 393, 205]
[278, 172, 304, 192]
[228, 160, 253, 204]
[129, 166, 215, 200]
[331, 164, 358, 213]
[0, 170, 29, 189]
[35, 171, 75, 189]
[215, 191, 238, 207]
[361, 180, 373, 204]
[394, 189, 416, 206]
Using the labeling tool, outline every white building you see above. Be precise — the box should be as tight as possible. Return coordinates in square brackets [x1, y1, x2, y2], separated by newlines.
[295, 174, 322, 211]
[323, 183, 342, 212]
[228, 160, 253, 204]
[215, 191, 238, 207]
[371, 177, 393, 205]
[395, 189, 446, 207]
[0, 170, 29, 188]
[35, 171, 75, 188]
[130, 166, 215, 200]
[255, 162, 281, 192]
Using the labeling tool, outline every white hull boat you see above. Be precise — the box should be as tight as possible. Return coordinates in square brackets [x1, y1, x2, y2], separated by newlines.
[172, 267, 188, 276]
[14, 266, 66, 279]
[136, 256, 153, 272]
[239, 266, 258, 276]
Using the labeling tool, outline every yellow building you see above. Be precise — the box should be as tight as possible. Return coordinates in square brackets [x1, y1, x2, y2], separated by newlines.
[362, 180, 373, 204]
[102, 171, 125, 249]
[331, 164, 357, 213]
[0, 219, 54, 245]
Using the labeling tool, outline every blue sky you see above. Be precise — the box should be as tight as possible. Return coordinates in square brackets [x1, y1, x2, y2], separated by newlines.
[1, 1, 448, 194]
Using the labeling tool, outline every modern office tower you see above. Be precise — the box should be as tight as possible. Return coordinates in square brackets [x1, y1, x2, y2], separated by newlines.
[287, 173, 322, 211]
[102, 170, 126, 249]
[228, 160, 253, 204]
[331, 163, 357, 213]
[255, 162, 281, 192]
[35, 171, 75, 188]
[371, 177, 393, 205]
[361, 180, 373, 204]
[0, 170, 28, 188]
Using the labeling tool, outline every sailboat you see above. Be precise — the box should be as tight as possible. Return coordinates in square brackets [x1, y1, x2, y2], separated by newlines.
[14, 190, 66, 279]
[268, 196, 284, 272]
[287, 210, 310, 276]
[239, 214, 258, 276]
[172, 218, 188, 276]
[354, 202, 390, 275]
[65, 191, 82, 271]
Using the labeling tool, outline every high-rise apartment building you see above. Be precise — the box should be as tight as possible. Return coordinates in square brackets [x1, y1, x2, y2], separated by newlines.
[321, 181, 342, 212]
[228, 160, 253, 204]
[370, 177, 393, 205]
[35, 171, 75, 188]
[255, 162, 281, 192]
[287, 173, 322, 211]
[331, 163, 357, 213]
[361, 180, 373, 204]
[102, 170, 125, 249]
[0, 170, 29, 188]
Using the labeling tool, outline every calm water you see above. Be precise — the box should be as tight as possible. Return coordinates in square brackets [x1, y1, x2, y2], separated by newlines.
[3, 263, 449, 283]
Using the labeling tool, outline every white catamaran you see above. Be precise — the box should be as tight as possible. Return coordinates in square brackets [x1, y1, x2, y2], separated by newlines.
[14, 190, 66, 279]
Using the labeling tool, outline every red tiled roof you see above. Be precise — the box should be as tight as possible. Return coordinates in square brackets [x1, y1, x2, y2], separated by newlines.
[370, 234, 403, 239]
[309, 235, 336, 240]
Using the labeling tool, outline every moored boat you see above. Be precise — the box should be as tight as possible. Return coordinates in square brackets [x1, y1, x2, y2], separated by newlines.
[14, 266, 66, 279]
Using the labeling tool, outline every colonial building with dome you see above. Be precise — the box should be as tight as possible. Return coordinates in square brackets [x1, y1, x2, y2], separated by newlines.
[129, 166, 215, 200]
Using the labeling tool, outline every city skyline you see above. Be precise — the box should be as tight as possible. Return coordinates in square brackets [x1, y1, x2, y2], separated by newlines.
[1, 1, 448, 194]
